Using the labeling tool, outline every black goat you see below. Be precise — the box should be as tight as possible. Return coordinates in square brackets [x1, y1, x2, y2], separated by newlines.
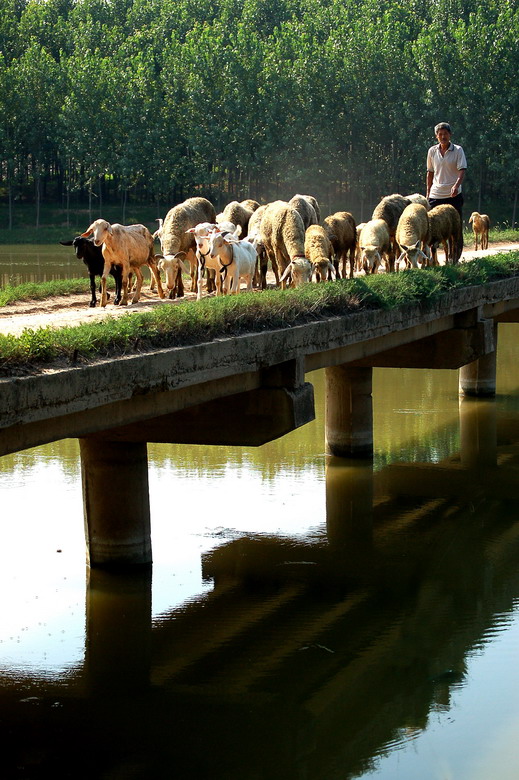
[59, 236, 123, 307]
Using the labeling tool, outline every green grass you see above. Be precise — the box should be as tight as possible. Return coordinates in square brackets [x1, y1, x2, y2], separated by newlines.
[1, 252, 519, 374]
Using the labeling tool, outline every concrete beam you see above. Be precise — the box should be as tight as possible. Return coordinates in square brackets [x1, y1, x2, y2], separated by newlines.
[84, 381, 315, 447]
[347, 317, 495, 369]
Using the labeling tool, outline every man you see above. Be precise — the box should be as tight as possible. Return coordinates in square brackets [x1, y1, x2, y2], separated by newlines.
[426, 122, 467, 219]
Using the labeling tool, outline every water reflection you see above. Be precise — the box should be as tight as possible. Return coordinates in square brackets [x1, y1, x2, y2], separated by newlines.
[2, 259, 519, 776]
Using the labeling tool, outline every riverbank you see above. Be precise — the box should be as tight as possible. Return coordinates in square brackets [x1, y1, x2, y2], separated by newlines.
[0, 251, 519, 374]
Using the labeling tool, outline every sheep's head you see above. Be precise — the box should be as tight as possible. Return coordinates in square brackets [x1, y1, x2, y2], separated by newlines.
[208, 230, 226, 259]
[360, 246, 381, 274]
[157, 252, 190, 293]
[397, 240, 428, 269]
[81, 219, 111, 246]
[280, 257, 312, 287]
[312, 258, 335, 282]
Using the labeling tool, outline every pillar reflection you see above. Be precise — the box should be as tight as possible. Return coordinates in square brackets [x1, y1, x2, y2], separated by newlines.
[85, 567, 152, 695]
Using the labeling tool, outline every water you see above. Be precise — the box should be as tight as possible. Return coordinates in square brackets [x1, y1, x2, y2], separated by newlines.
[0, 245, 83, 287]
[2, 248, 519, 778]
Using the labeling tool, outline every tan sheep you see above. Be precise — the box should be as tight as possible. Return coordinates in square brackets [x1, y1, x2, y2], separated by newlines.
[304, 224, 336, 282]
[358, 219, 392, 274]
[395, 203, 430, 268]
[260, 200, 309, 288]
[468, 212, 490, 250]
[288, 194, 319, 229]
[80, 219, 164, 307]
[427, 205, 463, 265]
[159, 197, 217, 297]
[245, 204, 268, 288]
[217, 200, 257, 238]
[372, 193, 410, 271]
[323, 211, 357, 278]
[240, 198, 261, 213]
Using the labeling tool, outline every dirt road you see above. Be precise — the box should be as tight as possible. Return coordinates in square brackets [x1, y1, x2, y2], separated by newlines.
[0, 243, 517, 338]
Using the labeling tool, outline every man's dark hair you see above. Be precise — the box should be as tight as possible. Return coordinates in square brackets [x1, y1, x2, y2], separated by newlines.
[435, 122, 452, 134]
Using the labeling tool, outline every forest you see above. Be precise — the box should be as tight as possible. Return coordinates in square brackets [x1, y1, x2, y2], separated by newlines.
[0, 0, 517, 226]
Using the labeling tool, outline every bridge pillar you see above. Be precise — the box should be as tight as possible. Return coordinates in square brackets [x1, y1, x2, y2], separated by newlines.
[325, 366, 373, 457]
[459, 322, 498, 397]
[79, 439, 152, 568]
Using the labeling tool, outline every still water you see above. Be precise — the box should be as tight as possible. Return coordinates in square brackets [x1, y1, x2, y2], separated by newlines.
[0, 245, 82, 287]
[2, 249, 519, 778]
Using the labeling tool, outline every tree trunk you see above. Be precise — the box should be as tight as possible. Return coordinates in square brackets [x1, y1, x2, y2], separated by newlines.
[35, 163, 40, 229]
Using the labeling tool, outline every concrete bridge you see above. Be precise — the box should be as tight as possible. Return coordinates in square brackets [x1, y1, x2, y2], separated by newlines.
[2, 275, 519, 567]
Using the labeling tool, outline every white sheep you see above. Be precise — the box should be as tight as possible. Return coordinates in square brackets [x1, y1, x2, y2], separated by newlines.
[468, 212, 490, 251]
[185, 222, 241, 300]
[355, 222, 367, 272]
[395, 203, 431, 268]
[80, 219, 165, 307]
[404, 193, 430, 210]
[358, 219, 392, 274]
[208, 231, 257, 294]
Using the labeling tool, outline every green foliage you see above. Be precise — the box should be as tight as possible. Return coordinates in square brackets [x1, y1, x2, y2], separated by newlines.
[0, 0, 518, 217]
[2, 253, 519, 371]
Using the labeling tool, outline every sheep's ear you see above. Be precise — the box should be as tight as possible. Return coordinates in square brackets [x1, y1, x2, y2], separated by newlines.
[397, 252, 405, 264]
[328, 261, 336, 278]
[413, 240, 420, 249]
[80, 229, 92, 238]
[185, 228, 196, 234]
[157, 259, 164, 271]
[180, 259, 191, 275]
[59, 240, 73, 246]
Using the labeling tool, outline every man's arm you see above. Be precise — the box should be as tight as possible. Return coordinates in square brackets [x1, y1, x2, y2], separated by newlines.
[451, 168, 466, 198]
[426, 170, 433, 199]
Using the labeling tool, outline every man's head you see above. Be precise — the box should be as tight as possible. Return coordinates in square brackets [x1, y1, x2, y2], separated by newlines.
[435, 122, 452, 147]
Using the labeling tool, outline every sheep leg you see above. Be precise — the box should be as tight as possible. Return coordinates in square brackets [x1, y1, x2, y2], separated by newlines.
[196, 257, 204, 301]
[112, 265, 123, 305]
[89, 273, 97, 307]
[100, 258, 113, 307]
[206, 268, 216, 294]
[174, 267, 184, 298]
[147, 258, 164, 298]
[348, 248, 355, 279]
[130, 267, 144, 303]
[120, 266, 131, 306]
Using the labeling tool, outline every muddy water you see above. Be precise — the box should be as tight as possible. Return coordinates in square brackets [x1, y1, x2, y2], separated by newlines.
[2, 251, 519, 778]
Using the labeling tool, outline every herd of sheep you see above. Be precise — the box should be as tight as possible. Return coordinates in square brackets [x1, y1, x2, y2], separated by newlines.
[61, 194, 491, 308]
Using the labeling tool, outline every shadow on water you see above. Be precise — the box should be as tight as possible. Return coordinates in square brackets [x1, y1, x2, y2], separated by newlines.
[3, 399, 519, 779]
